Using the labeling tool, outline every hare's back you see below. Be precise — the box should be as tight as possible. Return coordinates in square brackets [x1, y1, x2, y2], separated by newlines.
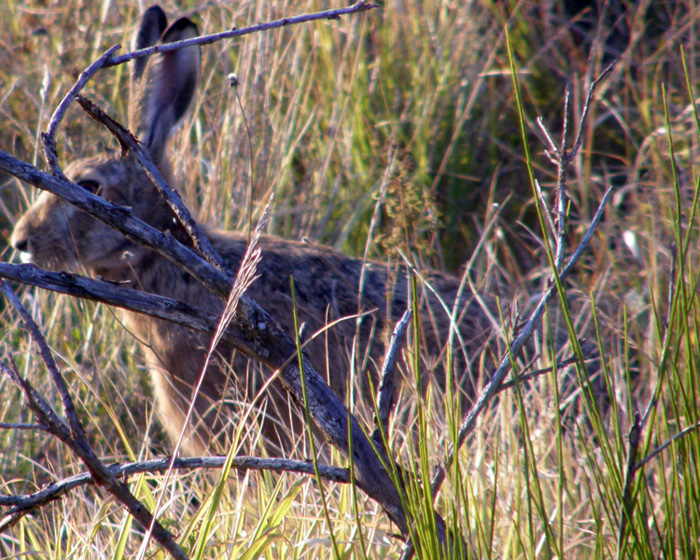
[211, 230, 494, 374]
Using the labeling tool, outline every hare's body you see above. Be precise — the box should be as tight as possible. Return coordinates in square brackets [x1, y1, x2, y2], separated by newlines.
[14, 155, 497, 453]
[11, 6, 504, 455]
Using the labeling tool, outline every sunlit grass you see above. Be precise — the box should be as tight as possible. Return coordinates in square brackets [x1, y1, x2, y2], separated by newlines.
[1, 0, 700, 558]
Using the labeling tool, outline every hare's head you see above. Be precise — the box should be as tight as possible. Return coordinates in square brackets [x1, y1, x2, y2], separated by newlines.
[11, 6, 200, 274]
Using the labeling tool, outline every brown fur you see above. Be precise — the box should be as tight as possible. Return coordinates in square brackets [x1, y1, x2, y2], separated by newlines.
[11, 7, 503, 455]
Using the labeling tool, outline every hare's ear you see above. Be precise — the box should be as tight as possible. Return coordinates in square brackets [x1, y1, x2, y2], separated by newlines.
[129, 11, 200, 164]
[131, 5, 168, 82]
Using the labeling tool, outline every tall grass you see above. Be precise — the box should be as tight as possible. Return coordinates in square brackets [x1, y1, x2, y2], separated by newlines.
[1, 0, 699, 558]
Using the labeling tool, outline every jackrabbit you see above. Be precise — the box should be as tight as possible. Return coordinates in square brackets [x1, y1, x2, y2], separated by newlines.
[11, 7, 575, 456]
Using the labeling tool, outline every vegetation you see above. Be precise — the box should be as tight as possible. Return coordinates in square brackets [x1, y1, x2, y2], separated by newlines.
[0, 0, 699, 558]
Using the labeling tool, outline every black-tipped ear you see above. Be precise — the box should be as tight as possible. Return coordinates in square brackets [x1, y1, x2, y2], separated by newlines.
[132, 6, 168, 83]
[162, 17, 199, 43]
[158, 18, 201, 131]
[128, 11, 201, 162]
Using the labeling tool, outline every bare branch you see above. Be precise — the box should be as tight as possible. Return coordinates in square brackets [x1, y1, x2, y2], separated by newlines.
[1, 359, 73, 445]
[634, 420, 700, 471]
[40, 45, 122, 178]
[554, 83, 571, 269]
[496, 353, 590, 394]
[533, 63, 614, 272]
[0, 455, 349, 531]
[570, 62, 616, 159]
[0, 422, 51, 432]
[407, 67, 618, 556]
[0, 263, 223, 334]
[430, 184, 614, 498]
[102, 2, 379, 69]
[1, 280, 87, 443]
[372, 309, 412, 447]
[0, 145, 410, 535]
[0, 319, 188, 560]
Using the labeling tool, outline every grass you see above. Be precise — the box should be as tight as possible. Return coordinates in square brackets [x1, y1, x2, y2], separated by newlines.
[1, 0, 700, 558]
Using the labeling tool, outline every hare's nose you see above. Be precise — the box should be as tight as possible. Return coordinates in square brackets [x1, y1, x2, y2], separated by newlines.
[10, 230, 34, 262]
[12, 237, 29, 253]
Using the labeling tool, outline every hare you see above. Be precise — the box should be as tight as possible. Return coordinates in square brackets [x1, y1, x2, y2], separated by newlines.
[11, 7, 560, 456]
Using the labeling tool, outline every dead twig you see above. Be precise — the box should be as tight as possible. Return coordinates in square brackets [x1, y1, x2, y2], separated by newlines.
[41, 45, 121, 176]
[430, 181, 614, 499]
[102, 1, 379, 69]
[39, 1, 377, 177]
[634, 420, 700, 471]
[0, 145, 411, 537]
[372, 309, 412, 447]
[428, 66, 617, 504]
[0, 281, 86, 443]
[536, 62, 615, 270]
[0, 454, 348, 531]
[0, 355, 188, 560]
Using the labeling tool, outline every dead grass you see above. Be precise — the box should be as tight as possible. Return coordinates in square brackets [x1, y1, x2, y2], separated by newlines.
[1, 0, 699, 558]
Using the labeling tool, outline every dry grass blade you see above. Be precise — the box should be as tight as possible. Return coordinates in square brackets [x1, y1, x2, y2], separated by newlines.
[0, 303, 188, 560]
[2, 1, 700, 558]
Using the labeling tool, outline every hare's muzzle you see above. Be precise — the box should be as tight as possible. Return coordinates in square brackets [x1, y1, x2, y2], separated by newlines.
[11, 222, 37, 264]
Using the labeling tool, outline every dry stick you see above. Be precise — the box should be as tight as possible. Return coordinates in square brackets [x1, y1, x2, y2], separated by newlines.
[103, 1, 378, 69]
[1, 280, 187, 559]
[0, 149, 410, 536]
[538, 63, 615, 266]
[633, 420, 700, 471]
[569, 63, 616, 159]
[0, 281, 86, 443]
[0, 359, 71, 444]
[0, 456, 349, 531]
[0, 263, 223, 333]
[0, 262, 359, 372]
[0, 270, 407, 532]
[41, 45, 122, 176]
[555, 83, 571, 266]
[536, 96, 570, 268]
[0, 264, 368, 369]
[38, 2, 377, 174]
[372, 309, 412, 446]
[0, 359, 188, 560]
[0, 150, 233, 297]
[425, 67, 618, 505]
[496, 354, 585, 394]
[0, 422, 50, 432]
[430, 185, 614, 499]
[227, 74, 255, 240]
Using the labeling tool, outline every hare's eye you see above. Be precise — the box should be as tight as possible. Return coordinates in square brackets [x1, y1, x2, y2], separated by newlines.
[77, 179, 101, 195]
